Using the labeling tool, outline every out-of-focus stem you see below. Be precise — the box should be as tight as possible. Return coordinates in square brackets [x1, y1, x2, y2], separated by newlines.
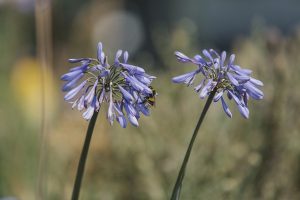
[35, 0, 53, 199]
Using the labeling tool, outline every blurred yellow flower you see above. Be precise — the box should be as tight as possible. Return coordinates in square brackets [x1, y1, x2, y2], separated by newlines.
[10, 57, 58, 127]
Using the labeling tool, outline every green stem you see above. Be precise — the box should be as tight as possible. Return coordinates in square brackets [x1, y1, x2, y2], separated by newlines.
[170, 89, 217, 200]
[71, 111, 99, 200]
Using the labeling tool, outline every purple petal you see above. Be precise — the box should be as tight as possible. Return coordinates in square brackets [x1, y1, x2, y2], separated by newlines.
[122, 72, 144, 91]
[124, 51, 129, 63]
[69, 63, 89, 72]
[62, 73, 84, 91]
[82, 106, 94, 120]
[227, 72, 239, 86]
[213, 58, 219, 69]
[194, 79, 205, 92]
[244, 82, 264, 100]
[99, 88, 105, 104]
[250, 77, 264, 86]
[64, 80, 87, 101]
[118, 85, 134, 102]
[117, 116, 127, 128]
[172, 71, 197, 84]
[231, 65, 252, 75]
[221, 97, 232, 118]
[209, 49, 220, 58]
[125, 74, 152, 94]
[232, 74, 250, 84]
[199, 79, 212, 99]
[237, 104, 249, 119]
[220, 51, 226, 68]
[214, 90, 224, 102]
[107, 93, 115, 125]
[68, 58, 90, 63]
[124, 102, 138, 116]
[174, 51, 192, 63]
[61, 70, 82, 81]
[131, 76, 152, 94]
[193, 55, 206, 65]
[114, 103, 124, 116]
[77, 95, 85, 111]
[202, 49, 213, 61]
[115, 50, 122, 64]
[135, 74, 152, 85]
[97, 42, 103, 61]
[71, 99, 78, 109]
[227, 91, 232, 100]
[229, 54, 235, 66]
[128, 114, 139, 127]
[99, 69, 110, 77]
[84, 79, 98, 104]
[138, 103, 150, 116]
[92, 95, 100, 111]
[96, 64, 105, 71]
[121, 64, 145, 74]
[228, 90, 242, 105]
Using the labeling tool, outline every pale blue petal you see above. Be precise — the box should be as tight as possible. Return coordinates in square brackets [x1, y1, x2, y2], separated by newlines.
[124, 51, 129, 63]
[244, 82, 264, 100]
[172, 71, 196, 84]
[128, 114, 139, 127]
[107, 97, 115, 125]
[77, 95, 85, 111]
[118, 85, 134, 102]
[61, 70, 82, 81]
[68, 58, 90, 63]
[117, 116, 127, 128]
[62, 73, 84, 91]
[199, 79, 212, 99]
[221, 97, 232, 118]
[97, 42, 103, 61]
[202, 49, 213, 61]
[115, 50, 122, 64]
[82, 106, 94, 120]
[228, 90, 242, 105]
[64, 80, 87, 101]
[138, 104, 150, 116]
[174, 51, 191, 63]
[237, 104, 249, 119]
[210, 49, 220, 58]
[250, 77, 264, 86]
[121, 63, 145, 74]
[214, 90, 224, 102]
[194, 79, 205, 92]
[220, 51, 226, 68]
[227, 72, 239, 86]
[228, 54, 235, 66]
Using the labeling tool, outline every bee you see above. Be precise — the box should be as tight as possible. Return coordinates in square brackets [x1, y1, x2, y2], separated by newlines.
[143, 86, 157, 107]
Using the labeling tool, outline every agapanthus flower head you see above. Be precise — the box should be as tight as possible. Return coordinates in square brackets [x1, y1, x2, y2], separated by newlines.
[61, 42, 156, 127]
[172, 49, 263, 119]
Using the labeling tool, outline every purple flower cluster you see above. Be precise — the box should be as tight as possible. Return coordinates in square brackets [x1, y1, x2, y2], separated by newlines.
[61, 42, 156, 127]
[172, 50, 264, 119]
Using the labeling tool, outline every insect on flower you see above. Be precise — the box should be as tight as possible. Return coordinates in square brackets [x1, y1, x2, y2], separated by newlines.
[142, 86, 157, 107]
[61, 42, 156, 127]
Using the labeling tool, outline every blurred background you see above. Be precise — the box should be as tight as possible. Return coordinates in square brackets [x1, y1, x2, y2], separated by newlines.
[1, 0, 300, 199]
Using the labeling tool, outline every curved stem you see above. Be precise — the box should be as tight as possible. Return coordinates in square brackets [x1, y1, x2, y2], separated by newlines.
[71, 111, 99, 200]
[170, 89, 217, 200]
